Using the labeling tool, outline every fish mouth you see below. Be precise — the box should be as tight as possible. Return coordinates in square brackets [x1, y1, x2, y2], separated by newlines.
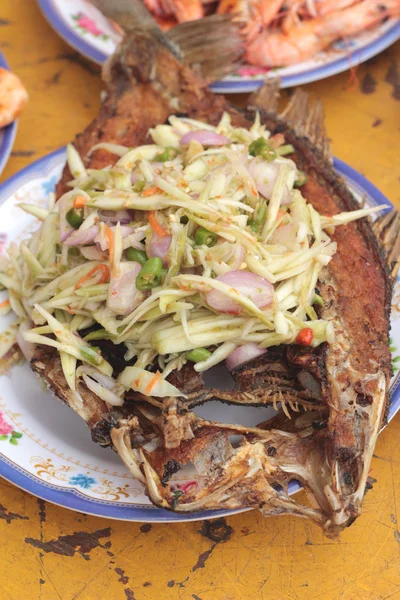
[13, 24, 394, 536]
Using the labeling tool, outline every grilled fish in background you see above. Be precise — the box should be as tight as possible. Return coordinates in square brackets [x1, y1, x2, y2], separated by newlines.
[29, 7, 394, 537]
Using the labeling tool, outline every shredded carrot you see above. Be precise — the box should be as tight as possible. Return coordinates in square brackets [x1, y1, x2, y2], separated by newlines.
[0, 299, 10, 309]
[145, 371, 162, 395]
[74, 264, 110, 290]
[105, 225, 114, 263]
[148, 211, 169, 237]
[73, 195, 87, 209]
[142, 186, 162, 197]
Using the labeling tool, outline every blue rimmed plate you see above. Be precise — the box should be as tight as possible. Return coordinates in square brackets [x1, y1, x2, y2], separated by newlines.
[0, 149, 398, 521]
[0, 52, 18, 175]
[36, 0, 400, 93]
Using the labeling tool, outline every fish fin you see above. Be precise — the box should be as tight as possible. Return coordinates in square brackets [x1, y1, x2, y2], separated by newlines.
[280, 89, 332, 162]
[247, 78, 281, 115]
[92, 0, 244, 81]
[373, 209, 400, 279]
[167, 15, 245, 81]
[91, 0, 182, 60]
[186, 388, 324, 412]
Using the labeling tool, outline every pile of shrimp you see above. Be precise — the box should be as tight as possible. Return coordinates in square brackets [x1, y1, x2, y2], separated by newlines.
[143, 0, 400, 67]
[0, 68, 28, 129]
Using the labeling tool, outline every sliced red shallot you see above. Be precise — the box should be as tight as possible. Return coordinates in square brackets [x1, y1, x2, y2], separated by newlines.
[227, 243, 244, 270]
[226, 343, 267, 371]
[206, 270, 274, 314]
[99, 210, 132, 225]
[270, 224, 300, 252]
[80, 245, 107, 261]
[63, 225, 99, 246]
[96, 226, 144, 251]
[248, 158, 291, 204]
[150, 161, 164, 172]
[107, 261, 146, 316]
[148, 232, 172, 265]
[131, 169, 140, 185]
[180, 130, 231, 146]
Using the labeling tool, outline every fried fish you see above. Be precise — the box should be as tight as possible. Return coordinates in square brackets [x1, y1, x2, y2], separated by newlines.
[10, 18, 395, 536]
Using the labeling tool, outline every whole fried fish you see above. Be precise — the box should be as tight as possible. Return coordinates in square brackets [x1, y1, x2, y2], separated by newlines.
[29, 22, 394, 537]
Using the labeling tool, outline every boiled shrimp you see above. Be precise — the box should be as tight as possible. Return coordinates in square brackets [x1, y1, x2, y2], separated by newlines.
[246, 0, 400, 68]
[218, 0, 285, 40]
[312, 0, 360, 16]
[0, 68, 28, 129]
[144, 0, 204, 22]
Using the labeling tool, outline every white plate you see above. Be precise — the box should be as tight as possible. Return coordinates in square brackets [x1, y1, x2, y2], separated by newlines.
[36, 0, 400, 93]
[0, 149, 399, 522]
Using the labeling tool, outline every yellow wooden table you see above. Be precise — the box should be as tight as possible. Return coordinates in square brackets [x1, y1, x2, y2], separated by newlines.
[1, 2, 400, 599]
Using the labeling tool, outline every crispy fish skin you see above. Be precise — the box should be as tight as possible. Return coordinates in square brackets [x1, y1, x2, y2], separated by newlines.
[30, 32, 392, 536]
[254, 110, 392, 525]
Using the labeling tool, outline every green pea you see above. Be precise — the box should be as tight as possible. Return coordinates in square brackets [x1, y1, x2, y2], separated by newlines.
[66, 208, 84, 229]
[294, 171, 307, 187]
[194, 227, 217, 247]
[136, 257, 164, 290]
[133, 180, 146, 193]
[187, 347, 212, 363]
[155, 147, 179, 162]
[248, 137, 276, 162]
[126, 247, 148, 265]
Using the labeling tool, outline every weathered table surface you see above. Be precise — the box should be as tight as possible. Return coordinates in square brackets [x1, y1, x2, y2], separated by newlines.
[1, 2, 400, 599]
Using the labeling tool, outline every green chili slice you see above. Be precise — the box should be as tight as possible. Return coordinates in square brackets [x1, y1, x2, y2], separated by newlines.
[155, 147, 179, 162]
[248, 203, 267, 233]
[133, 180, 146, 193]
[66, 208, 84, 229]
[187, 347, 212, 363]
[136, 257, 164, 290]
[249, 137, 276, 162]
[126, 247, 148, 265]
[194, 227, 217, 247]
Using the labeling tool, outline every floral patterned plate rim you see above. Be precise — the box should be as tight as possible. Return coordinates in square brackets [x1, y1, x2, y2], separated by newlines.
[0, 148, 398, 522]
[36, 0, 400, 93]
[0, 51, 18, 176]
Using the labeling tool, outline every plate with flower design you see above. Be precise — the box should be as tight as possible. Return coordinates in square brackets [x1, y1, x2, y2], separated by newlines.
[36, 0, 400, 93]
[0, 149, 398, 521]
